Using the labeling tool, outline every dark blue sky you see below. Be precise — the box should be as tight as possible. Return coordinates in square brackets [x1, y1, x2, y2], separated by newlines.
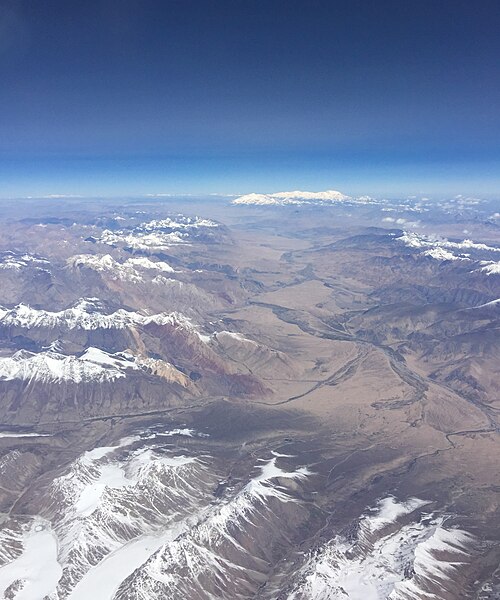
[1, 0, 499, 197]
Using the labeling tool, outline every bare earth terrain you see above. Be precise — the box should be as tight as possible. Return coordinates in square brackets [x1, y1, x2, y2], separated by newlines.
[0, 192, 498, 599]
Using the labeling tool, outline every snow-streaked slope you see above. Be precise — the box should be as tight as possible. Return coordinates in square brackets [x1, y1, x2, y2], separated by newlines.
[42, 437, 218, 599]
[215, 331, 257, 344]
[391, 526, 474, 600]
[286, 496, 475, 600]
[69, 254, 142, 281]
[472, 298, 500, 308]
[210, 330, 297, 378]
[67, 523, 188, 600]
[0, 446, 476, 600]
[116, 458, 311, 599]
[233, 189, 351, 205]
[0, 520, 24, 567]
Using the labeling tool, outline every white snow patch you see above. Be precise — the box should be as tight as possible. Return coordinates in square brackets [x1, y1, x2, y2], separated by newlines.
[364, 496, 428, 533]
[216, 330, 257, 344]
[0, 518, 62, 600]
[163, 428, 209, 438]
[74, 463, 132, 517]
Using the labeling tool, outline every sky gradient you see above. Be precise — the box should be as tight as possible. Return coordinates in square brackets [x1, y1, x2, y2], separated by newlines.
[1, 0, 499, 198]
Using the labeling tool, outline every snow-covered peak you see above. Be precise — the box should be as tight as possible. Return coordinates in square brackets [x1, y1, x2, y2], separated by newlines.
[395, 231, 500, 280]
[0, 346, 192, 385]
[125, 256, 176, 272]
[233, 189, 351, 205]
[70, 254, 141, 281]
[67, 445, 198, 518]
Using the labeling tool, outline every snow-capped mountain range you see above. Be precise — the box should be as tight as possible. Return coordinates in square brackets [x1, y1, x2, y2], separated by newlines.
[69, 255, 177, 282]
[0, 348, 140, 383]
[232, 189, 351, 205]
[0, 298, 198, 332]
[93, 215, 220, 250]
[0, 299, 215, 384]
